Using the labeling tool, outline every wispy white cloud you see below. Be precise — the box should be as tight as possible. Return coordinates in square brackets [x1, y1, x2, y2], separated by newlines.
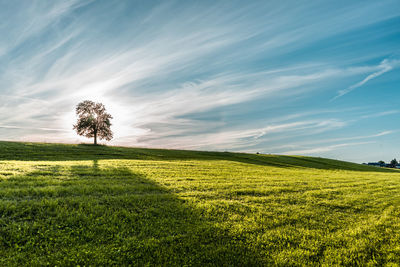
[374, 130, 394, 137]
[0, 1, 91, 58]
[128, 119, 348, 151]
[269, 130, 394, 152]
[281, 141, 374, 155]
[333, 58, 400, 100]
[360, 110, 400, 119]
[0, 125, 69, 132]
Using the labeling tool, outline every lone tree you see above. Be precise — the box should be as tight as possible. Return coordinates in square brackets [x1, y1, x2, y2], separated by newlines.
[390, 158, 398, 168]
[73, 100, 113, 145]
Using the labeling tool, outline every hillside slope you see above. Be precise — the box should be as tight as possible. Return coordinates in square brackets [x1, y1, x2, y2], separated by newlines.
[0, 141, 399, 265]
[0, 141, 391, 172]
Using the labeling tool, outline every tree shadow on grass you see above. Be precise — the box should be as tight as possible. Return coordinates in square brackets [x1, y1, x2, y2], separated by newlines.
[0, 141, 396, 173]
[0, 161, 270, 266]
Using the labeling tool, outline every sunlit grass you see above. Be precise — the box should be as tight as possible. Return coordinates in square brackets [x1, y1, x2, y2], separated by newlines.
[1, 141, 400, 265]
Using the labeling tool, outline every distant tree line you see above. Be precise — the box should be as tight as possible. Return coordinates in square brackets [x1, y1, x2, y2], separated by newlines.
[365, 158, 399, 168]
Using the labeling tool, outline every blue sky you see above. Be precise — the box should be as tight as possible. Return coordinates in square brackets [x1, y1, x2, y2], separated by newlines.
[0, 0, 399, 163]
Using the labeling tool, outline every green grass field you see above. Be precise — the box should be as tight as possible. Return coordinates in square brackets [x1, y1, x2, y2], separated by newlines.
[1, 141, 400, 266]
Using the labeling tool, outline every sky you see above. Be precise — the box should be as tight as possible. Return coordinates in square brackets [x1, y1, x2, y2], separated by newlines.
[0, 0, 399, 163]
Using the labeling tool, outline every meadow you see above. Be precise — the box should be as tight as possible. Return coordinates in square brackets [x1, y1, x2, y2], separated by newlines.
[1, 141, 400, 266]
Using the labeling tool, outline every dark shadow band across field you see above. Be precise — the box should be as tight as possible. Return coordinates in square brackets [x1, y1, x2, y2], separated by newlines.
[0, 162, 267, 265]
[0, 141, 396, 173]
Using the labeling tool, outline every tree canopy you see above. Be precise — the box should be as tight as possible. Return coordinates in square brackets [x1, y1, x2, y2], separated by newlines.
[73, 100, 113, 145]
[390, 158, 398, 168]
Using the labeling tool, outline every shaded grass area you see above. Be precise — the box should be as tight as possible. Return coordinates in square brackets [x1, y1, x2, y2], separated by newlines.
[1, 142, 400, 265]
[0, 162, 262, 265]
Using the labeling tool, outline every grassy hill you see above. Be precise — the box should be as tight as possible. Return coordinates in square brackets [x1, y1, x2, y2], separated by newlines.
[1, 141, 400, 265]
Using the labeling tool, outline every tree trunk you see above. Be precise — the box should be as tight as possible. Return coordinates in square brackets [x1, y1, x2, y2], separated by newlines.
[94, 131, 97, 145]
